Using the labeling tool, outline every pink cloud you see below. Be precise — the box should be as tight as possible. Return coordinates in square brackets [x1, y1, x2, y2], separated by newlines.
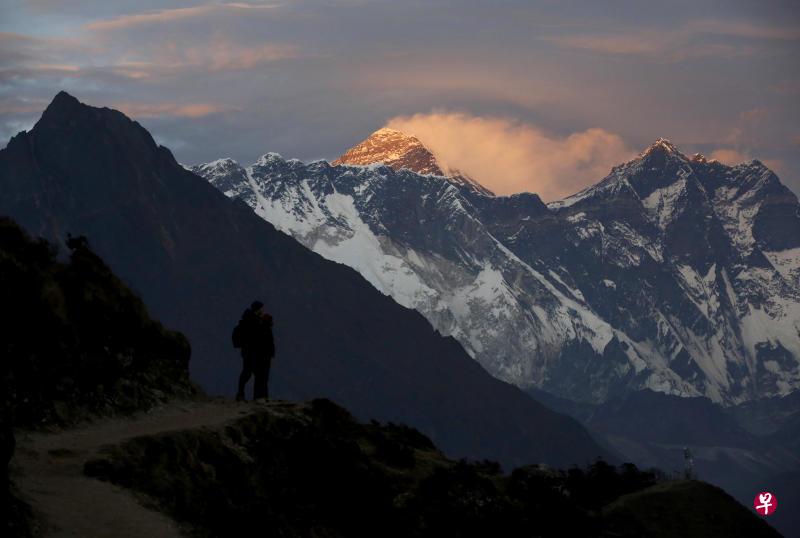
[709, 148, 751, 164]
[709, 148, 784, 174]
[387, 112, 635, 201]
[113, 102, 235, 118]
[0, 98, 50, 115]
[544, 33, 667, 56]
[84, 3, 280, 31]
[178, 38, 295, 71]
[544, 19, 795, 62]
[87, 38, 295, 77]
[687, 20, 800, 41]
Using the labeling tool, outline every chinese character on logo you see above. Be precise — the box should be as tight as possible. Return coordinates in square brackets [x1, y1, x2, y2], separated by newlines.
[753, 492, 777, 516]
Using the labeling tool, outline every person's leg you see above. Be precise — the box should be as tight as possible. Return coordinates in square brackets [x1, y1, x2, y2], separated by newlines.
[237, 354, 253, 401]
[263, 356, 272, 400]
[253, 356, 270, 400]
[236, 370, 251, 401]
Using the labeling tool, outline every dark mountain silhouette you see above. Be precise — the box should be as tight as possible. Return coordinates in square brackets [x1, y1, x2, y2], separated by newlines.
[0, 92, 608, 468]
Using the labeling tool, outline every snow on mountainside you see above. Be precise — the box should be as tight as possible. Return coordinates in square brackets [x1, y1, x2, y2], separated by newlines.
[192, 137, 800, 406]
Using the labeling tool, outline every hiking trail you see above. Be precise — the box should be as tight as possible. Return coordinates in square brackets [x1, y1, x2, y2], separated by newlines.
[11, 398, 283, 537]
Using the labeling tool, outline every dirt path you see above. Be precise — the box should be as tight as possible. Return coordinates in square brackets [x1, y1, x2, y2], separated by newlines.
[11, 398, 270, 538]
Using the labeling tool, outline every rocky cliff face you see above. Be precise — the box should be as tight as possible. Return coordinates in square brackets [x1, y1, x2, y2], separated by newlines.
[195, 137, 800, 406]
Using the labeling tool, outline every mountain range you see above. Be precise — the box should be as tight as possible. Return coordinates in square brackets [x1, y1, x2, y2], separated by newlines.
[0, 92, 609, 469]
[194, 130, 800, 407]
[4, 211, 774, 538]
[3, 92, 799, 534]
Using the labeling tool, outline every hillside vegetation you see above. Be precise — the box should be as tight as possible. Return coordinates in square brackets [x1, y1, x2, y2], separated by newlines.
[1, 217, 194, 536]
[85, 399, 779, 538]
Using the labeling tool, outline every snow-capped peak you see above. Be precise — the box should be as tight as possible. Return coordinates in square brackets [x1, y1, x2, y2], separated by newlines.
[195, 157, 240, 170]
[196, 138, 800, 406]
[256, 152, 285, 166]
[372, 127, 410, 138]
[640, 138, 686, 159]
[332, 127, 493, 196]
[190, 158, 244, 180]
[333, 127, 444, 175]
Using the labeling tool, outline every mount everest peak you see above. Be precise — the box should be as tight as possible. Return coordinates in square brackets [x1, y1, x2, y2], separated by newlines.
[333, 127, 444, 175]
[333, 127, 494, 196]
[194, 137, 800, 406]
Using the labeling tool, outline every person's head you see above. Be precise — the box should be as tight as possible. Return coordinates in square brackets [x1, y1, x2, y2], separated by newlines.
[250, 300, 264, 313]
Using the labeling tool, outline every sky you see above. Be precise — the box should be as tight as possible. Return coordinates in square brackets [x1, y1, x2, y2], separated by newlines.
[1, 0, 798, 200]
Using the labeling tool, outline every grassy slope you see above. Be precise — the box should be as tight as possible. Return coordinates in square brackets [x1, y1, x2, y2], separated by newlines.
[603, 480, 781, 538]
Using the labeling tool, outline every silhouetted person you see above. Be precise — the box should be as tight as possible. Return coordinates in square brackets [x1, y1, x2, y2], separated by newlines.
[233, 301, 275, 401]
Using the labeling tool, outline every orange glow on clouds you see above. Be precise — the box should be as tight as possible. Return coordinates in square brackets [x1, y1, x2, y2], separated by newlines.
[387, 112, 635, 201]
[710, 148, 784, 174]
[709, 148, 751, 164]
[114, 102, 234, 119]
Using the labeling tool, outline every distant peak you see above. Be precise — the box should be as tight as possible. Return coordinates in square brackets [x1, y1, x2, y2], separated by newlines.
[254, 152, 286, 167]
[642, 138, 680, 155]
[635, 138, 692, 165]
[361, 127, 427, 147]
[41, 91, 83, 119]
[51, 90, 80, 106]
[332, 127, 493, 195]
[740, 158, 768, 170]
[372, 127, 410, 137]
[332, 127, 443, 175]
[196, 157, 240, 170]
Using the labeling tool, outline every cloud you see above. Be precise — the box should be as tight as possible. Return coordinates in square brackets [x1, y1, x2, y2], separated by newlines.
[0, 28, 296, 83]
[709, 148, 750, 165]
[0, 96, 50, 115]
[114, 101, 235, 118]
[724, 107, 769, 145]
[166, 38, 295, 72]
[773, 80, 800, 95]
[544, 31, 758, 63]
[84, 3, 280, 31]
[709, 148, 784, 174]
[0, 32, 86, 71]
[386, 112, 635, 201]
[543, 19, 798, 62]
[0, 6, 296, 81]
[111, 38, 296, 76]
[545, 33, 667, 56]
[1, 2, 798, 197]
[687, 20, 800, 41]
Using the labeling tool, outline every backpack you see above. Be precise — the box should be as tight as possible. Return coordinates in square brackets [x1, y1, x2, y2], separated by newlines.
[232, 321, 244, 349]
